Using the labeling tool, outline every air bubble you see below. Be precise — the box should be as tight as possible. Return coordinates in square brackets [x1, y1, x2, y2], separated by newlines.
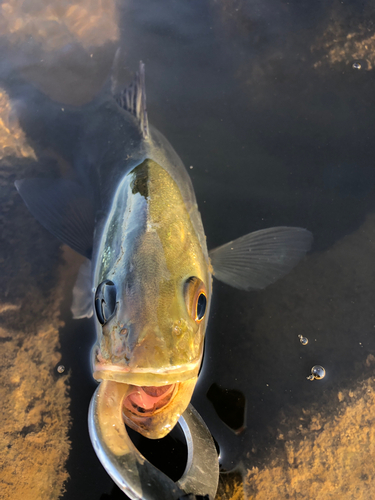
[352, 61, 361, 70]
[307, 365, 326, 381]
[57, 365, 65, 374]
[298, 334, 308, 345]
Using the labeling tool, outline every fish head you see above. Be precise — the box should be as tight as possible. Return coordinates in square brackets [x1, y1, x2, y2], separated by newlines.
[91, 159, 211, 438]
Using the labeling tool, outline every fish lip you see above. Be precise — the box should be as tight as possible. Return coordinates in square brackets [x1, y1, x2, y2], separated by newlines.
[92, 360, 201, 386]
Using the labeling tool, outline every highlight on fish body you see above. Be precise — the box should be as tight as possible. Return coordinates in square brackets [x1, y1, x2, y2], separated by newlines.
[15, 60, 313, 439]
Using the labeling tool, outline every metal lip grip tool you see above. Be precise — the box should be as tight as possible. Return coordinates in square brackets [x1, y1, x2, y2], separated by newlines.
[88, 380, 219, 500]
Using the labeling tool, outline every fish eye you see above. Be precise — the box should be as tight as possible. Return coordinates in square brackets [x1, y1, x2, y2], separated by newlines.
[196, 293, 207, 321]
[184, 277, 207, 324]
[95, 280, 117, 325]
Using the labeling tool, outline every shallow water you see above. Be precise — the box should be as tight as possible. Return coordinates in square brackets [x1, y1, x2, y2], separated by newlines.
[2, 1, 375, 499]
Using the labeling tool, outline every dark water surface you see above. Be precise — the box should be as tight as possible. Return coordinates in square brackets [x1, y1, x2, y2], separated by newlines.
[2, 0, 375, 498]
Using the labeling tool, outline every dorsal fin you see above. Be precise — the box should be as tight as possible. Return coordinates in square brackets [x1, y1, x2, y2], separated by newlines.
[113, 60, 149, 139]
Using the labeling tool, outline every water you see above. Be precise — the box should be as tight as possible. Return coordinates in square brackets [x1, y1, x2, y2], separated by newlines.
[2, 1, 375, 499]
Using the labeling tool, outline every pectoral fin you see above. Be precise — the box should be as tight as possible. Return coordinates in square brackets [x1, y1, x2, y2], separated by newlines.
[15, 178, 94, 258]
[71, 258, 93, 319]
[209, 226, 313, 291]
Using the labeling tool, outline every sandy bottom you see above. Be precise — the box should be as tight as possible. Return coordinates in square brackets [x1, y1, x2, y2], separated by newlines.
[217, 374, 375, 500]
[244, 375, 375, 499]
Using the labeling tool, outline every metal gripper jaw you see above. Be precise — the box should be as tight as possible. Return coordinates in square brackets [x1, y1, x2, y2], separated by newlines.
[88, 381, 219, 500]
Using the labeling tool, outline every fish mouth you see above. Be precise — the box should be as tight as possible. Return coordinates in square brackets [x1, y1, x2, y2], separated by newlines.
[118, 377, 197, 438]
[123, 383, 177, 417]
[91, 348, 200, 437]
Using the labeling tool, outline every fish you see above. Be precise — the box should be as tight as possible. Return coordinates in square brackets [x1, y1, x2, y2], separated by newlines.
[15, 62, 312, 439]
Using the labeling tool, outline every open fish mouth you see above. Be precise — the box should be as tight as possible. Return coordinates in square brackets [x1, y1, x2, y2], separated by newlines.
[123, 383, 177, 417]
[104, 376, 197, 439]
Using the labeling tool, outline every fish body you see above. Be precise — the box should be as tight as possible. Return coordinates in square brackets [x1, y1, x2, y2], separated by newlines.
[16, 62, 312, 438]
